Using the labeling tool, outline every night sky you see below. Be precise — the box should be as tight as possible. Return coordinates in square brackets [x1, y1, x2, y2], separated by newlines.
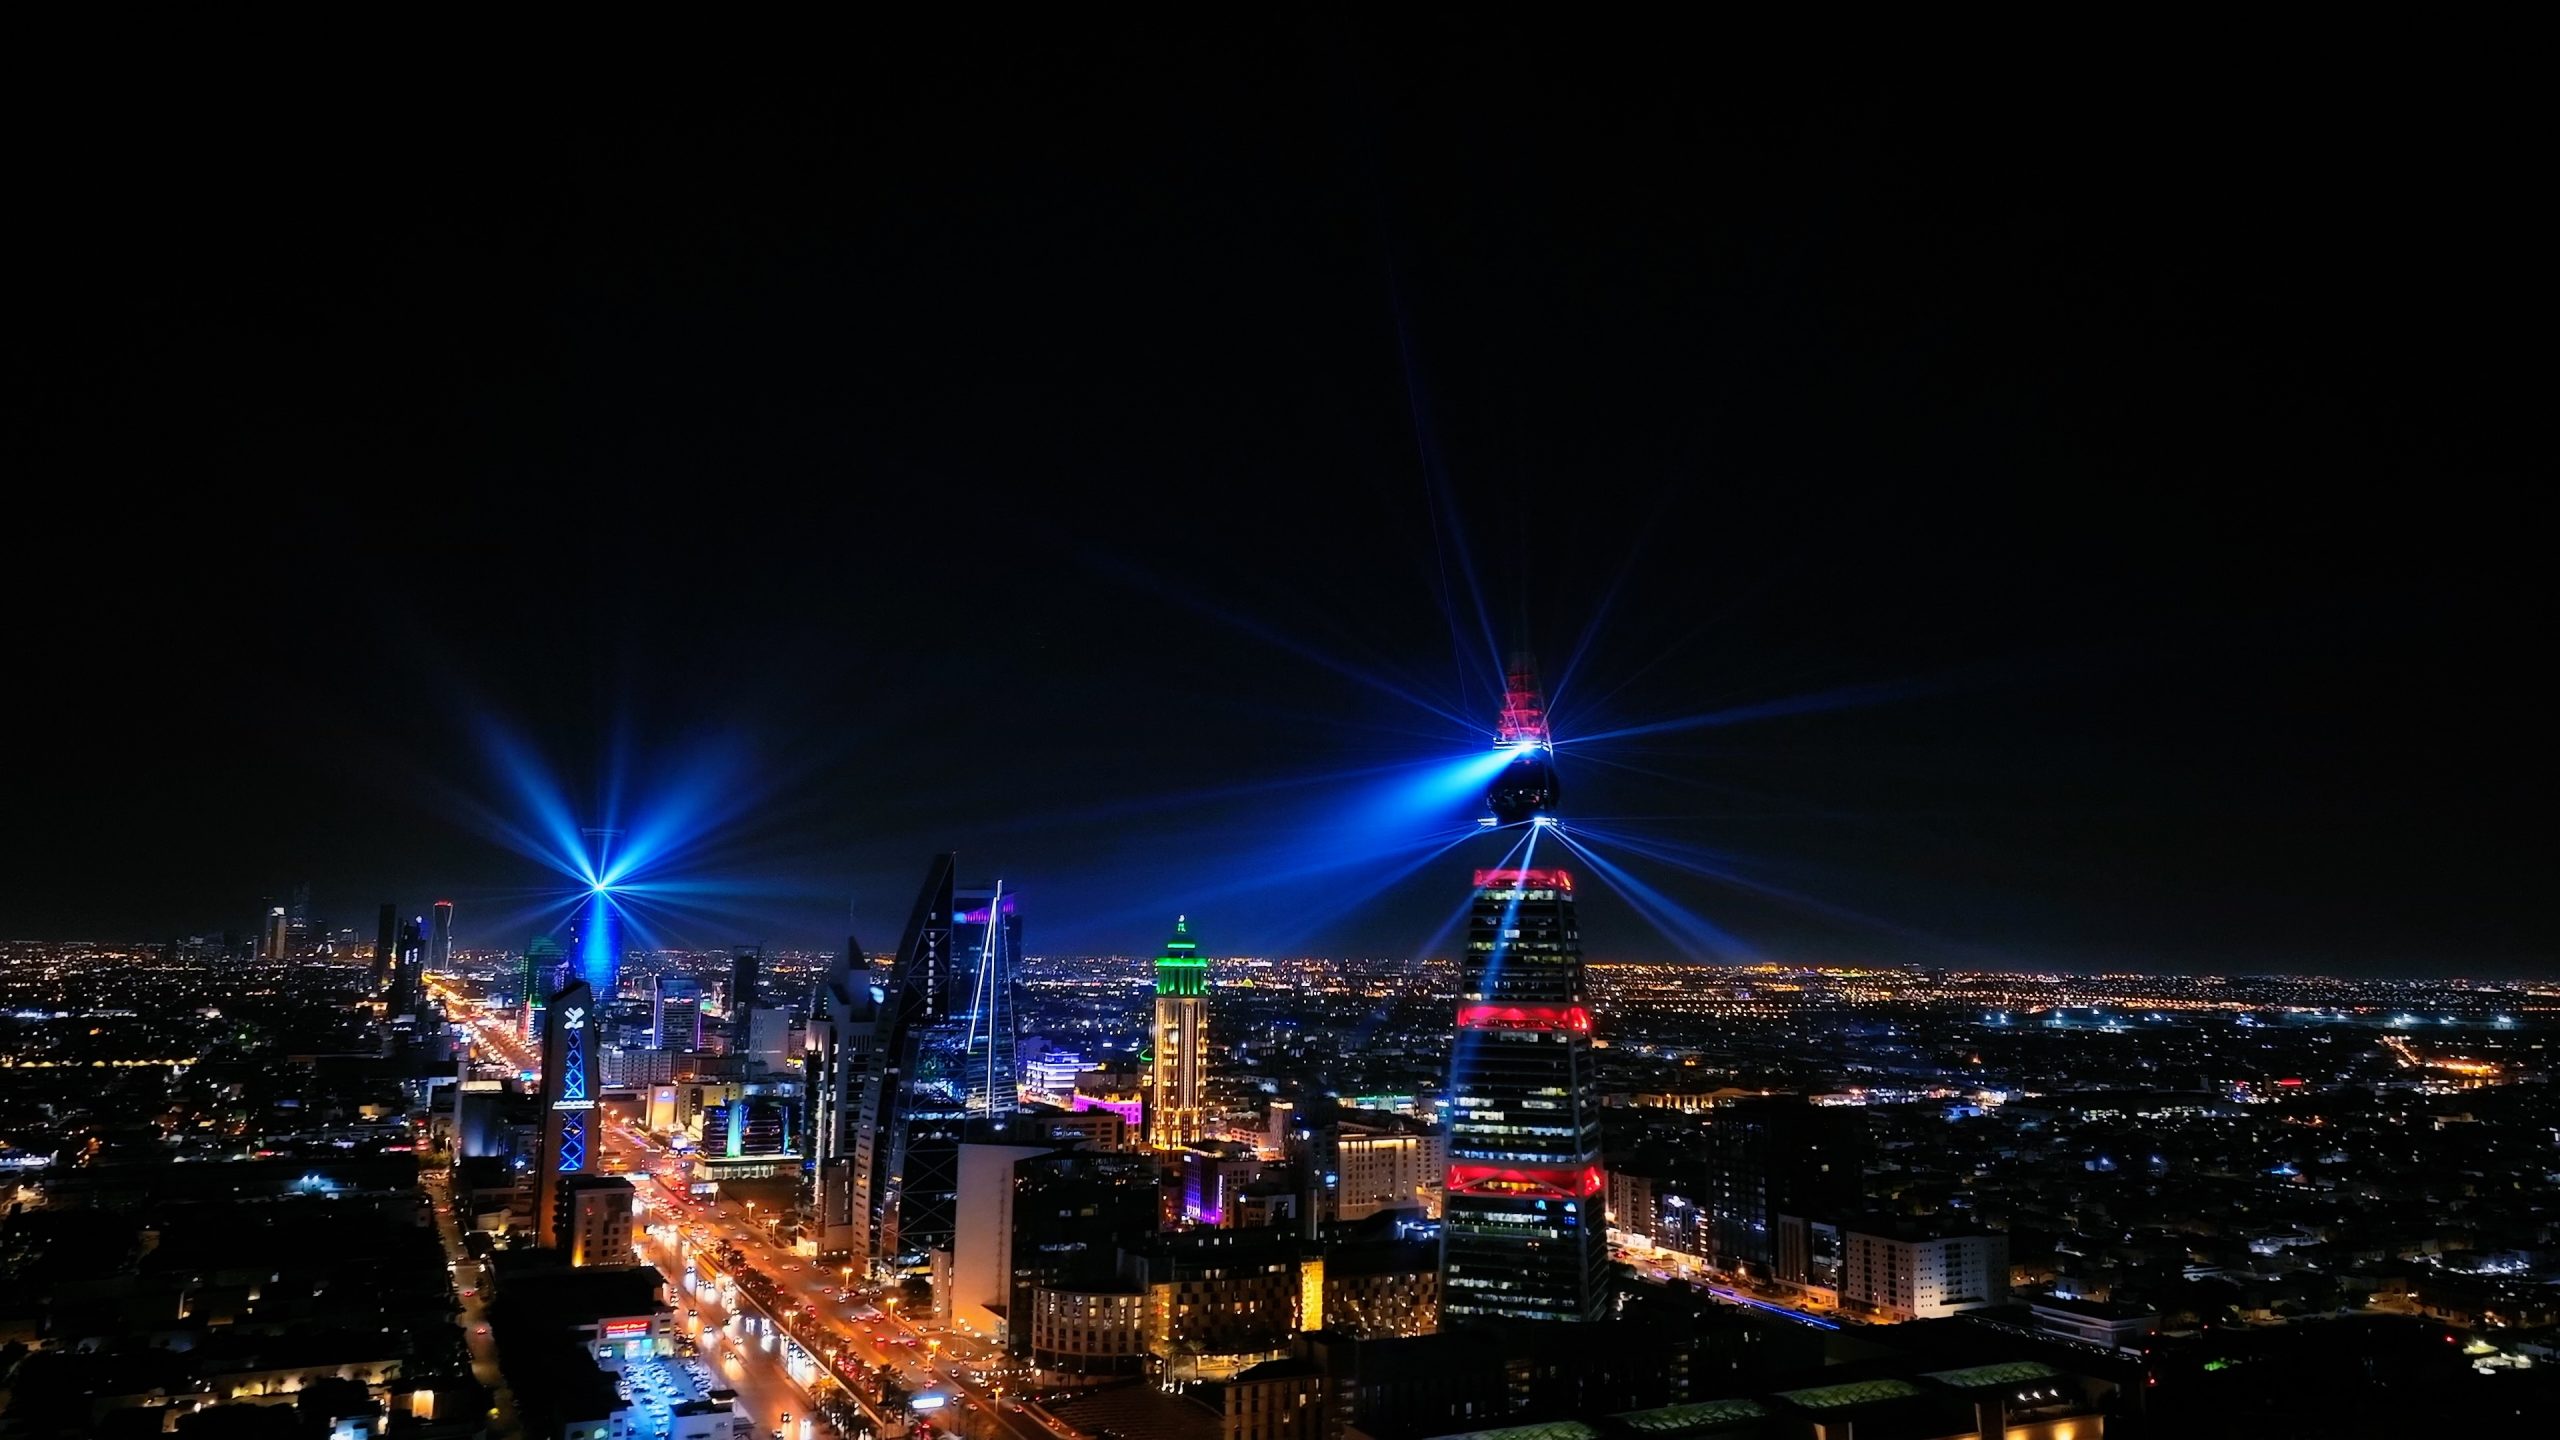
[9, 34, 2546, 974]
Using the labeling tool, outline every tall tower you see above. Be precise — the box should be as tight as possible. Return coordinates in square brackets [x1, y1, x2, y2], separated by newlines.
[851, 853, 969, 1272]
[1439, 656, 1609, 1325]
[653, 974, 704, 1051]
[521, 934, 566, 1045]
[260, 907, 290, 961]
[536, 978, 600, 1249]
[805, 934, 881, 1259]
[572, 889, 622, 997]
[1148, 917, 1209, 1149]
[954, 882, 1022, 1125]
[429, 900, 454, 974]
[373, 903, 398, 994]
[390, 918, 425, 1018]
[729, 946, 761, 1061]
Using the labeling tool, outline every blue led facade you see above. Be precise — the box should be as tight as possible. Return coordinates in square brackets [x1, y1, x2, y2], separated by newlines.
[535, 978, 599, 1250]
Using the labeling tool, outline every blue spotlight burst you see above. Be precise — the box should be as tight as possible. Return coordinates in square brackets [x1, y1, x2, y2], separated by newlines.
[1548, 827, 1759, 964]
[442, 716, 822, 986]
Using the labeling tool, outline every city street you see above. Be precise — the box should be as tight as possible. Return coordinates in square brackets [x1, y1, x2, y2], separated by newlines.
[424, 1164, 522, 1439]
[603, 1113, 1066, 1440]
[448, 997, 1076, 1440]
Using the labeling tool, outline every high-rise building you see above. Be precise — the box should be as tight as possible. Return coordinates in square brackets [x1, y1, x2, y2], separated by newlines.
[990, 1147, 1160, 1358]
[1148, 916, 1209, 1148]
[1703, 1095, 1867, 1278]
[372, 903, 398, 994]
[260, 907, 290, 961]
[429, 900, 454, 974]
[953, 884, 1022, 1122]
[1331, 1125, 1448, 1222]
[1439, 658, 1609, 1326]
[728, 945, 760, 1060]
[852, 853, 970, 1272]
[559, 1174, 638, 1268]
[1839, 1222, 2008, 1321]
[570, 891, 622, 997]
[390, 917, 425, 1018]
[830, 858, 1036, 1275]
[521, 934, 566, 1045]
[948, 1138, 1064, 1340]
[653, 974, 704, 1052]
[745, 1008, 794, 1072]
[535, 978, 600, 1250]
[804, 935, 880, 1259]
[285, 882, 312, 952]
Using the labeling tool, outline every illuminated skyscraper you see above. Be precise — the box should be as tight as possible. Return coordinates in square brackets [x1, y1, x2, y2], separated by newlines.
[653, 974, 704, 1051]
[260, 907, 289, 961]
[389, 917, 425, 1018]
[729, 945, 760, 1059]
[954, 882, 1022, 1123]
[851, 853, 964, 1272]
[805, 934, 881, 1258]
[535, 978, 599, 1250]
[1439, 658, 1608, 1325]
[521, 934, 566, 1044]
[429, 899, 454, 973]
[1148, 916, 1209, 1148]
[570, 890, 622, 996]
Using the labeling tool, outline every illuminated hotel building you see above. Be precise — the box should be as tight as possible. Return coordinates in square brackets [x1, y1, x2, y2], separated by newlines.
[1148, 916, 1209, 1148]
[535, 977, 600, 1250]
[1439, 659, 1609, 1325]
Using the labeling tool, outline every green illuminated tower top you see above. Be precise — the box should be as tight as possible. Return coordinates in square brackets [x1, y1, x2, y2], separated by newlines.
[1155, 915, 1207, 997]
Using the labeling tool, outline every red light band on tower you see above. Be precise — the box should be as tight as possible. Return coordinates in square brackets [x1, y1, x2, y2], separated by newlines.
[1445, 1162, 1606, 1198]
[1472, 867, 1574, 891]
[1456, 1003, 1594, 1033]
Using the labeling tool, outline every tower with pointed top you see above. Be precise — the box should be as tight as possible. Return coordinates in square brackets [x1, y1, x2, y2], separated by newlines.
[1439, 656, 1609, 1325]
[851, 853, 970, 1272]
[1148, 916, 1210, 1149]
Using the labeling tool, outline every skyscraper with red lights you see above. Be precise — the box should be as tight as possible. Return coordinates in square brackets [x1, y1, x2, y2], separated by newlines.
[1440, 659, 1609, 1324]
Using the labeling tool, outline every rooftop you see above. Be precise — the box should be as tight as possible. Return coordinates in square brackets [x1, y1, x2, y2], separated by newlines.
[1920, 1360, 2067, 1390]
[1772, 1378, 1926, 1410]
[1430, 1422, 1602, 1440]
[2028, 1294, 2159, 1320]
[1611, 1397, 1770, 1432]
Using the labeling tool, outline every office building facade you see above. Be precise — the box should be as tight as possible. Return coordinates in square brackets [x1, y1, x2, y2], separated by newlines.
[653, 974, 704, 1051]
